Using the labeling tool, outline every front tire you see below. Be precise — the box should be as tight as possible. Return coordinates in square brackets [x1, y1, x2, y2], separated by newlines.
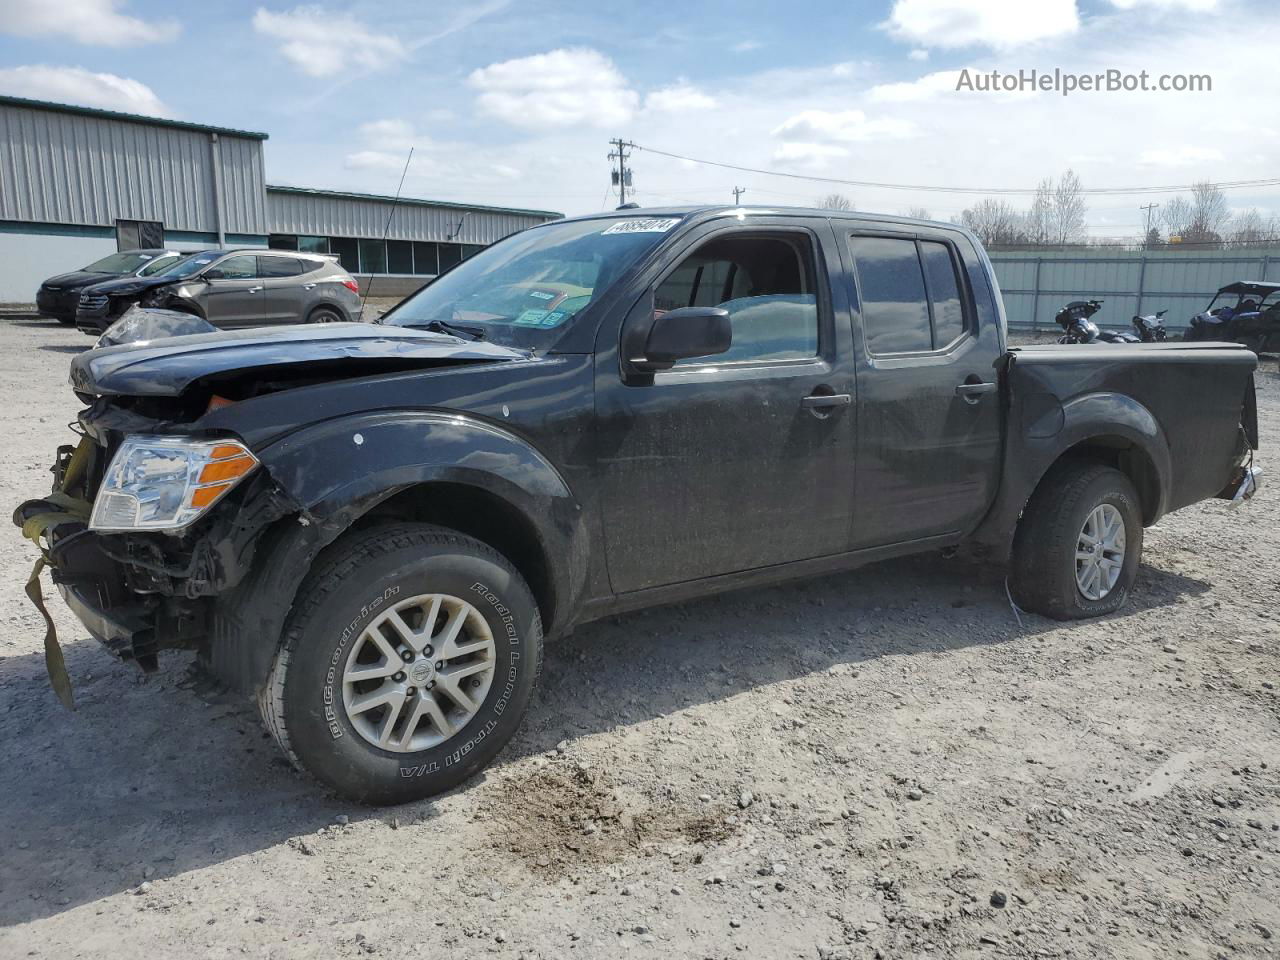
[1009, 462, 1143, 620]
[259, 523, 542, 804]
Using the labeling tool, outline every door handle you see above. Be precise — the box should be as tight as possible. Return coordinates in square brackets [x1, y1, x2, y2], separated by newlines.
[247, 286, 263, 294]
[800, 393, 852, 409]
[302, 283, 317, 290]
[955, 380, 997, 401]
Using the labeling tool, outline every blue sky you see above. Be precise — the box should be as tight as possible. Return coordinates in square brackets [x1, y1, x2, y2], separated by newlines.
[1, 0, 1277, 235]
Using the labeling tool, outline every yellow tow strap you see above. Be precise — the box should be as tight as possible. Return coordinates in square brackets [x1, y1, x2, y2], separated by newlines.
[20, 436, 96, 711]
[26, 558, 74, 710]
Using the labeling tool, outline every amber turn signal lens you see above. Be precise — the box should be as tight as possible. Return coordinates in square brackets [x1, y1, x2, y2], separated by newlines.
[189, 482, 233, 508]
[198, 454, 256, 484]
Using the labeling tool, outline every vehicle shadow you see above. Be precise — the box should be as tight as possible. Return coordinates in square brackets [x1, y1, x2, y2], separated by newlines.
[38, 344, 89, 355]
[0, 552, 1209, 926]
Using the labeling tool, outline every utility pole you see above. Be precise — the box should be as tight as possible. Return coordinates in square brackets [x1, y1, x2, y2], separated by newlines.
[732, 186, 747, 205]
[1140, 202, 1160, 235]
[608, 138, 634, 205]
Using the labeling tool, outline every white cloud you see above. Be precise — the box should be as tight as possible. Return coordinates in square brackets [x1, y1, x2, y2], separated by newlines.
[883, 0, 1079, 50]
[1108, 0, 1217, 8]
[468, 47, 638, 130]
[0, 65, 170, 115]
[732, 40, 762, 53]
[771, 142, 850, 168]
[0, 0, 178, 46]
[644, 83, 717, 113]
[1137, 145, 1225, 167]
[358, 118, 419, 150]
[908, 48, 930, 61]
[253, 6, 406, 78]
[868, 70, 964, 102]
[344, 150, 411, 173]
[772, 108, 915, 142]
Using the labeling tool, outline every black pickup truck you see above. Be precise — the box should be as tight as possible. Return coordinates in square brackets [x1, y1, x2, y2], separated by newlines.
[16, 207, 1261, 803]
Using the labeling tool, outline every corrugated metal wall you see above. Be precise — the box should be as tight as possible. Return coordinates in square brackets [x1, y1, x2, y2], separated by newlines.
[265, 188, 557, 245]
[991, 247, 1280, 330]
[0, 101, 267, 235]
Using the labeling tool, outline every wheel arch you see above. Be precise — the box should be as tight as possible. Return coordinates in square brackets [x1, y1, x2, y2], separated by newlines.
[209, 411, 587, 698]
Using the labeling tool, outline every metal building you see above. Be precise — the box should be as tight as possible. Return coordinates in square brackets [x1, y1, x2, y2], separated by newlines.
[0, 95, 561, 303]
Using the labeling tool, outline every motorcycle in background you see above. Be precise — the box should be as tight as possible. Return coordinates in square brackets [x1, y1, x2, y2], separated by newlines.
[1055, 300, 1140, 344]
[1131, 310, 1168, 342]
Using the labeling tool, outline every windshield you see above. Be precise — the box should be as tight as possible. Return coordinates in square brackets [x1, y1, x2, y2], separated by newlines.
[156, 251, 222, 279]
[82, 252, 163, 274]
[384, 216, 683, 348]
[137, 253, 181, 276]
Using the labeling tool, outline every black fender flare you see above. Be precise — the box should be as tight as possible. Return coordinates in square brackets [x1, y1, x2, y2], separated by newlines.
[210, 411, 586, 697]
[971, 390, 1171, 551]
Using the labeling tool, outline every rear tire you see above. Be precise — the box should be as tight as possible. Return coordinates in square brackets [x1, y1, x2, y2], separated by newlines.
[259, 522, 542, 804]
[307, 305, 344, 324]
[1009, 462, 1143, 620]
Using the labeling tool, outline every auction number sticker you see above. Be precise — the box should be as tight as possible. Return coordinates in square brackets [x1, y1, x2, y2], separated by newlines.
[602, 218, 680, 235]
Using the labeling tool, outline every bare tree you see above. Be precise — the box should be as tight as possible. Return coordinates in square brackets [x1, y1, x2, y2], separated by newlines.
[1161, 195, 1194, 241]
[958, 198, 1028, 247]
[1163, 182, 1231, 245]
[1228, 207, 1269, 246]
[904, 205, 932, 220]
[817, 193, 854, 211]
[1051, 169, 1088, 244]
[1025, 177, 1055, 245]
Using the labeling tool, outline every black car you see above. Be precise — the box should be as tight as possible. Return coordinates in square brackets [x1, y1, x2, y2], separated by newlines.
[74, 249, 221, 333]
[35, 249, 183, 324]
[17, 206, 1261, 804]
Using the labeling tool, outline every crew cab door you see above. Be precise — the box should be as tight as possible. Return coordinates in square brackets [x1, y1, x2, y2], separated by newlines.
[202, 254, 266, 327]
[842, 229, 1003, 548]
[594, 219, 857, 594]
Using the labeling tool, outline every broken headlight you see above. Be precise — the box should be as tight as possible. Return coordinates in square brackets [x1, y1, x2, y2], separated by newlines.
[90, 436, 258, 532]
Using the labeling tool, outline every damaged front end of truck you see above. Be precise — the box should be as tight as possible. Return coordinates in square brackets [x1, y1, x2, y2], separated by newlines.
[14, 315, 529, 704]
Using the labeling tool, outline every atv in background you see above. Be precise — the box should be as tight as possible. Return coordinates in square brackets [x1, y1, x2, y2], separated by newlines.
[1184, 281, 1280, 354]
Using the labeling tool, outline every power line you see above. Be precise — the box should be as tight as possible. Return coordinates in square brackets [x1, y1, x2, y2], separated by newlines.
[630, 142, 1280, 197]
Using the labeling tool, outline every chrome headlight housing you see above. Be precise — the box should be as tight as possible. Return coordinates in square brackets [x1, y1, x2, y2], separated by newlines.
[90, 436, 258, 532]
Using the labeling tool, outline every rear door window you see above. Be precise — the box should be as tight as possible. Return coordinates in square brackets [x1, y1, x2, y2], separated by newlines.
[850, 235, 969, 354]
[850, 236, 931, 354]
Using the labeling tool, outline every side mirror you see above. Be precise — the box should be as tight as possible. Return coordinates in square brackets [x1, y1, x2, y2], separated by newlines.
[635, 306, 732, 370]
[202, 268, 225, 280]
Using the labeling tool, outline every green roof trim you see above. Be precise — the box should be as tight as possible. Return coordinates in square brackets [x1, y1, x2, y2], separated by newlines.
[0, 95, 269, 141]
[265, 184, 561, 221]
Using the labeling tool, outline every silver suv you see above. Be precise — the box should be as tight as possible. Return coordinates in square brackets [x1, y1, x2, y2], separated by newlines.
[75, 249, 363, 335]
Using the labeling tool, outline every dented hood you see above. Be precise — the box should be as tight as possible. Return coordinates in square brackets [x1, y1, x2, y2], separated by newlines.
[70, 321, 526, 397]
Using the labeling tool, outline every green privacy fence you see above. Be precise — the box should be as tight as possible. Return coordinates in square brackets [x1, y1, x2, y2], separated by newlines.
[988, 247, 1280, 331]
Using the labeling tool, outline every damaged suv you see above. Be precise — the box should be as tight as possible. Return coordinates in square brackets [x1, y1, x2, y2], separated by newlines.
[16, 207, 1261, 804]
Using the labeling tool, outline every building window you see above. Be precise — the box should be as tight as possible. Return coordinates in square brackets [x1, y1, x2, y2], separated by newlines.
[437, 243, 463, 273]
[268, 234, 300, 250]
[387, 240, 414, 274]
[358, 239, 387, 274]
[117, 219, 164, 251]
[298, 236, 329, 254]
[413, 242, 439, 276]
[328, 237, 359, 273]
[461, 244, 485, 260]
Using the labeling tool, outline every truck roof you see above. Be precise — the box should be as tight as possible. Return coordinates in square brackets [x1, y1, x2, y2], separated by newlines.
[555, 205, 964, 233]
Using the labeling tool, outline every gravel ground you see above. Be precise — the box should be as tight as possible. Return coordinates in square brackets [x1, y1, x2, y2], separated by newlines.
[1, 317, 1277, 959]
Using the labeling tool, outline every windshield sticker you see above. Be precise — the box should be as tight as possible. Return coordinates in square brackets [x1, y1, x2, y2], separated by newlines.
[602, 218, 680, 235]
[513, 309, 568, 328]
[527, 290, 556, 300]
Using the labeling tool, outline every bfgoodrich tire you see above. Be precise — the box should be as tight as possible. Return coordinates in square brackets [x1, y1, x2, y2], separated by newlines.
[259, 523, 542, 804]
[1009, 462, 1144, 621]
